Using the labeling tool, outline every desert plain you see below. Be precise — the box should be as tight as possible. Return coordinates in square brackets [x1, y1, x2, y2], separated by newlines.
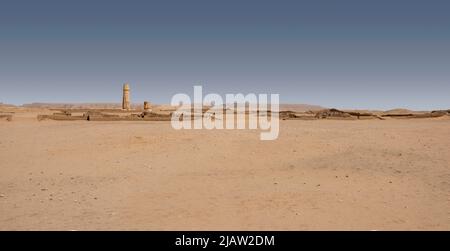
[0, 107, 449, 230]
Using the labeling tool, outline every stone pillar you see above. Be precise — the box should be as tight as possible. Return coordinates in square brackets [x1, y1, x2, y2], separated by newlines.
[122, 83, 130, 110]
[143, 101, 152, 116]
[144, 101, 150, 111]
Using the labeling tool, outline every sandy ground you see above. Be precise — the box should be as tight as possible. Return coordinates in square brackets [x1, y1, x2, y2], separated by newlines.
[0, 111, 449, 230]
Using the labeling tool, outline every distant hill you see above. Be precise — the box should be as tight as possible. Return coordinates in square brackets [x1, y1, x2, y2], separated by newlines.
[0, 102, 16, 108]
[383, 108, 418, 115]
[19, 103, 444, 114]
[21, 102, 326, 112]
[279, 104, 326, 112]
[22, 103, 142, 109]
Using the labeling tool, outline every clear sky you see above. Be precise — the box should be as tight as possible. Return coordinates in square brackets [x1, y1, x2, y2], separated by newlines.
[1, 0, 449, 110]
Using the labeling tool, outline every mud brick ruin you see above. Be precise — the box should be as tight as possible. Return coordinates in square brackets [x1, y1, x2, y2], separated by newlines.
[37, 83, 172, 121]
[0, 114, 13, 121]
[34, 84, 450, 122]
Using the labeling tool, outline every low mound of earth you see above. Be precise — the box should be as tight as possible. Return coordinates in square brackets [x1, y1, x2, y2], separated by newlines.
[383, 108, 420, 115]
[0, 114, 13, 121]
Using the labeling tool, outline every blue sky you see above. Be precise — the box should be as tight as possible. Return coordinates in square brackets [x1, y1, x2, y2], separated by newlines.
[1, 0, 449, 110]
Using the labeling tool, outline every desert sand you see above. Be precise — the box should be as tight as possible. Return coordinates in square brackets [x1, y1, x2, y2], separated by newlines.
[0, 109, 449, 230]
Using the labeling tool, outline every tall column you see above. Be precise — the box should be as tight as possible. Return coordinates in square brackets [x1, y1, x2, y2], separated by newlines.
[122, 83, 130, 110]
